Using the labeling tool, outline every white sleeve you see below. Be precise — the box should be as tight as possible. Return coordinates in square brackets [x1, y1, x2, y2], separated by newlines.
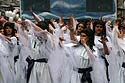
[11, 37, 17, 46]
[111, 26, 120, 50]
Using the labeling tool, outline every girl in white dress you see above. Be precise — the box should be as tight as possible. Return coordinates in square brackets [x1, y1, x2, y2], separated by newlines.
[110, 21, 125, 83]
[0, 33, 15, 83]
[92, 20, 112, 83]
[0, 22, 17, 83]
[62, 28, 95, 83]
[22, 20, 53, 83]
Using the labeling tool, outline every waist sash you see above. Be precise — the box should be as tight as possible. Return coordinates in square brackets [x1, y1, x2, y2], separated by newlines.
[26, 56, 48, 83]
[78, 67, 92, 83]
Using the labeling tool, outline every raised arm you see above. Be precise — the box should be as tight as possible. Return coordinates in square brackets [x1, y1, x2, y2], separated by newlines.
[24, 19, 43, 32]
[68, 16, 77, 42]
[99, 36, 109, 55]
[29, 7, 42, 23]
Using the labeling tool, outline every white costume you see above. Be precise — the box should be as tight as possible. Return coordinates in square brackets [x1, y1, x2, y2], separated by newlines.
[91, 35, 112, 83]
[28, 31, 52, 83]
[19, 20, 53, 83]
[108, 26, 125, 83]
[61, 43, 93, 83]
[0, 34, 16, 83]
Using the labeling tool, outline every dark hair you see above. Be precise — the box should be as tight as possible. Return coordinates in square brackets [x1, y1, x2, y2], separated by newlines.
[36, 21, 49, 31]
[121, 17, 124, 21]
[76, 22, 85, 30]
[85, 19, 91, 27]
[80, 29, 94, 50]
[93, 20, 106, 37]
[0, 25, 3, 29]
[4, 22, 15, 36]
[47, 20, 56, 29]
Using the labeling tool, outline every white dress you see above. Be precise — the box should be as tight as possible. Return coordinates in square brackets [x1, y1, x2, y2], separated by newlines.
[16, 25, 33, 83]
[109, 26, 125, 83]
[91, 35, 110, 83]
[28, 32, 52, 83]
[60, 46, 74, 83]
[16, 20, 53, 83]
[0, 34, 15, 83]
[61, 44, 92, 83]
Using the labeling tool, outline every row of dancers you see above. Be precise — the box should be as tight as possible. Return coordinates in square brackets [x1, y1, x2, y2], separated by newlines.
[0, 10, 125, 83]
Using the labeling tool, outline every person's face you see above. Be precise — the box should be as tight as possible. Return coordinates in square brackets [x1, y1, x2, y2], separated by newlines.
[5, 26, 13, 35]
[86, 22, 91, 29]
[77, 24, 84, 34]
[50, 18, 55, 22]
[0, 29, 4, 35]
[95, 24, 103, 36]
[0, 16, 7, 25]
[80, 32, 88, 44]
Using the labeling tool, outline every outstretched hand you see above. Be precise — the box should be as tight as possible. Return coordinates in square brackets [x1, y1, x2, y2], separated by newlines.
[67, 16, 74, 31]
[98, 35, 107, 44]
[118, 29, 124, 39]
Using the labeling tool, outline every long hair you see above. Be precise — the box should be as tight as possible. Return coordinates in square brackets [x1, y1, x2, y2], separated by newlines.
[36, 21, 49, 31]
[4, 22, 15, 37]
[93, 20, 106, 37]
[76, 22, 85, 30]
[80, 29, 94, 50]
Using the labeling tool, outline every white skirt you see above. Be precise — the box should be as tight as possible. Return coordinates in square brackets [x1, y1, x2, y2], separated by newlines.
[91, 57, 108, 83]
[29, 62, 52, 83]
[0, 56, 15, 83]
